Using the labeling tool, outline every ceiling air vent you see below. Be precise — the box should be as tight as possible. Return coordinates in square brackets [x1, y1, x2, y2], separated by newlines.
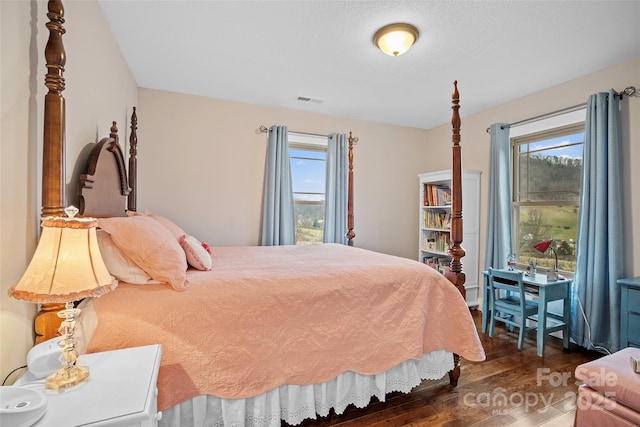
[296, 96, 324, 104]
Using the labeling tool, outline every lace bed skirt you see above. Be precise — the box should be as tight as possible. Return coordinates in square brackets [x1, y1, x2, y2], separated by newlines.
[159, 349, 453, 427]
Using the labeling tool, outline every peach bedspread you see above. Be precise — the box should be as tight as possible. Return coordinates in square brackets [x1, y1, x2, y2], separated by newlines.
[87, 244, 485, 410]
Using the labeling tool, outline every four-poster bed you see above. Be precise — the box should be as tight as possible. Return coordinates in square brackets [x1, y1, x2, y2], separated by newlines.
[32, 1, 484, 425]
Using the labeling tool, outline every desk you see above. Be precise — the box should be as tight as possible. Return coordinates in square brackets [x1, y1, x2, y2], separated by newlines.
[482, 270, 571, 357]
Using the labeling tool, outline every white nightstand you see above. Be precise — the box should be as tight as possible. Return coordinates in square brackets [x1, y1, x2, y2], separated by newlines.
[16, 344, 162, 426]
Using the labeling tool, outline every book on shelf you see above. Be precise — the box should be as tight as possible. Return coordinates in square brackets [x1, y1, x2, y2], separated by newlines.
[422, 231, 450, 253]
[424, 210, 451, 229]
[423, 183, 452, 207]
[422, 256, 451, 275]
[442, 211, 451, 229]
[438, 263, 451, 276]
[436, 187, 451, 206]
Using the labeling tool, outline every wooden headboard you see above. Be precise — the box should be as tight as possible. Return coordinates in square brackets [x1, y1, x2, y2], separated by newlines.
[79, 115, 138, 218]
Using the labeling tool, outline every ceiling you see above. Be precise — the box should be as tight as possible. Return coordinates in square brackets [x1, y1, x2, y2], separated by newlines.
[97, 1, 640, 130]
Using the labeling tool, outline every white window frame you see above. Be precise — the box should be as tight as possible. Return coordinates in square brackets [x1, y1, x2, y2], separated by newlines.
[510, 109, 586, 276]
[288, 132, 328, 244]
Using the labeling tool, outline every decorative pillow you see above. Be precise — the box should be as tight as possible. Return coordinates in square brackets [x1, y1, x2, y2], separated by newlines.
[96, 230, 162, 285]
[126, 210, 185, 241]
[98, 216, 190, 291]
[180, 234, 213, 271]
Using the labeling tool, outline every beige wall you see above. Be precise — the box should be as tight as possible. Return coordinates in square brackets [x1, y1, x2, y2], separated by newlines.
[1, 0, 137, 382]
[137, 88, 431, 256]
[424, 58, 640, 278]
[139, 57, 640, 284]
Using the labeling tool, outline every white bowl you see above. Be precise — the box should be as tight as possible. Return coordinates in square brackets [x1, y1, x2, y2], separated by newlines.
[0, 386, 47, 427]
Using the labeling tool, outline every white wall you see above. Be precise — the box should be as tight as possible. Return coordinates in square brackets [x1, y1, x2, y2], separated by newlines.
[1, 0, 137, 382]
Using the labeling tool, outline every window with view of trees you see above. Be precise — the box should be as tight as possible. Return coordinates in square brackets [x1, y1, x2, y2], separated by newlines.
[289, 134, 328, 245]
[512, 123, 584, 275]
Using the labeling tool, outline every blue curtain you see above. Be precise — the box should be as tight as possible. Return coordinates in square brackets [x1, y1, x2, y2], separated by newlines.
[571, 90, 624, 352]
[484, 123, 512, 270]
[260, 125, 295, 246]
[324, 133, 347, 244]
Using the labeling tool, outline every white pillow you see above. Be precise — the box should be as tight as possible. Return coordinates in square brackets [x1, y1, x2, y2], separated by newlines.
[96, 230, 163, 285]
[180, 234, 213, 271]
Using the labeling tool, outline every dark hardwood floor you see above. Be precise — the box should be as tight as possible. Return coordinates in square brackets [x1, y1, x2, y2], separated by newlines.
[294, 310, 602, 427]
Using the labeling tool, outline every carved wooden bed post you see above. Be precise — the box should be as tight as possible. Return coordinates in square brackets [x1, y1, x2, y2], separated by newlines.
[42, 0, 66, 218]
[35, 0, 67, 343]
[346, 131, 356, 246]
[445, 80, 466, 298]
[128, 107, 138, 212]
[446, 80, 465, 387]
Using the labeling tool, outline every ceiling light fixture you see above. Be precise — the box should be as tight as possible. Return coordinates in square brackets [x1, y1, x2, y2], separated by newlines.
[373, 23, 419, 56]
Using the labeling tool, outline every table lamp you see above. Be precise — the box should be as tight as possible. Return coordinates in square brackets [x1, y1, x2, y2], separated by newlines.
[533, 239, 558, 281]
[8, 206, 117, 391]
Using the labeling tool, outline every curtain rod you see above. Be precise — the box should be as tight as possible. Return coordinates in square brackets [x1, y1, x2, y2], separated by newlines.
[485, 85, 638, 133]
[257, 126, 359, 145]
[257, 125, 327, 139]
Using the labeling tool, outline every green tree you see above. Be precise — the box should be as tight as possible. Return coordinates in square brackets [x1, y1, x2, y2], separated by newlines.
[557, 240, 572, 256]
[521, 209, 551, 245]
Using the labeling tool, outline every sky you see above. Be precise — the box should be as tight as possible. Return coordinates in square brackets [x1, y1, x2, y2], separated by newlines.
[290, 149, 326, 200]
[527, 132, 584, 160]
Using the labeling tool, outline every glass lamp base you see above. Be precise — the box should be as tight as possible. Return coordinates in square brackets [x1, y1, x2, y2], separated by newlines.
[45, 365, 89, 391]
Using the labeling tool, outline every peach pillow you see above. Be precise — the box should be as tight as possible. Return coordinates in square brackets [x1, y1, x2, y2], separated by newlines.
[126, 210, 185, 241]
[98, 216, 190, 291]
[96, 230, 162, 285]
[180, 234, 212, 271]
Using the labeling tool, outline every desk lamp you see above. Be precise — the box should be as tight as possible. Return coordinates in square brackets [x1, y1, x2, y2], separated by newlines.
[533, 239, 558, 281]
[9, 206, 116, 391]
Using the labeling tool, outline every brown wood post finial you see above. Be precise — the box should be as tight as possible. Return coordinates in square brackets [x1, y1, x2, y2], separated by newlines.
[110, 121, 118, 140]
[42, 0, 67, 217]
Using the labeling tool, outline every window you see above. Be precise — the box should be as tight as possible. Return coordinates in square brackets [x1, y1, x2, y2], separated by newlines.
[512, 122, 584, 275]
[289, 133, 328, 245]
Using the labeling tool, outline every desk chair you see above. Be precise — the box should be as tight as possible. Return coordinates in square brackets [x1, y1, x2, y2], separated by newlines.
[488, 268, 538, 350]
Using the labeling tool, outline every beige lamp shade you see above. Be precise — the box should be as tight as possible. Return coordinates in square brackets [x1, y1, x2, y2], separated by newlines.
[373, 23, 419, 56]
[9, 216, 116, 303]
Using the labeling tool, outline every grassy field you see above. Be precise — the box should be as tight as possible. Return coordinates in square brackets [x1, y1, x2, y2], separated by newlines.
[296, 227, 323, 245]
[518, 205, 578, 272]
